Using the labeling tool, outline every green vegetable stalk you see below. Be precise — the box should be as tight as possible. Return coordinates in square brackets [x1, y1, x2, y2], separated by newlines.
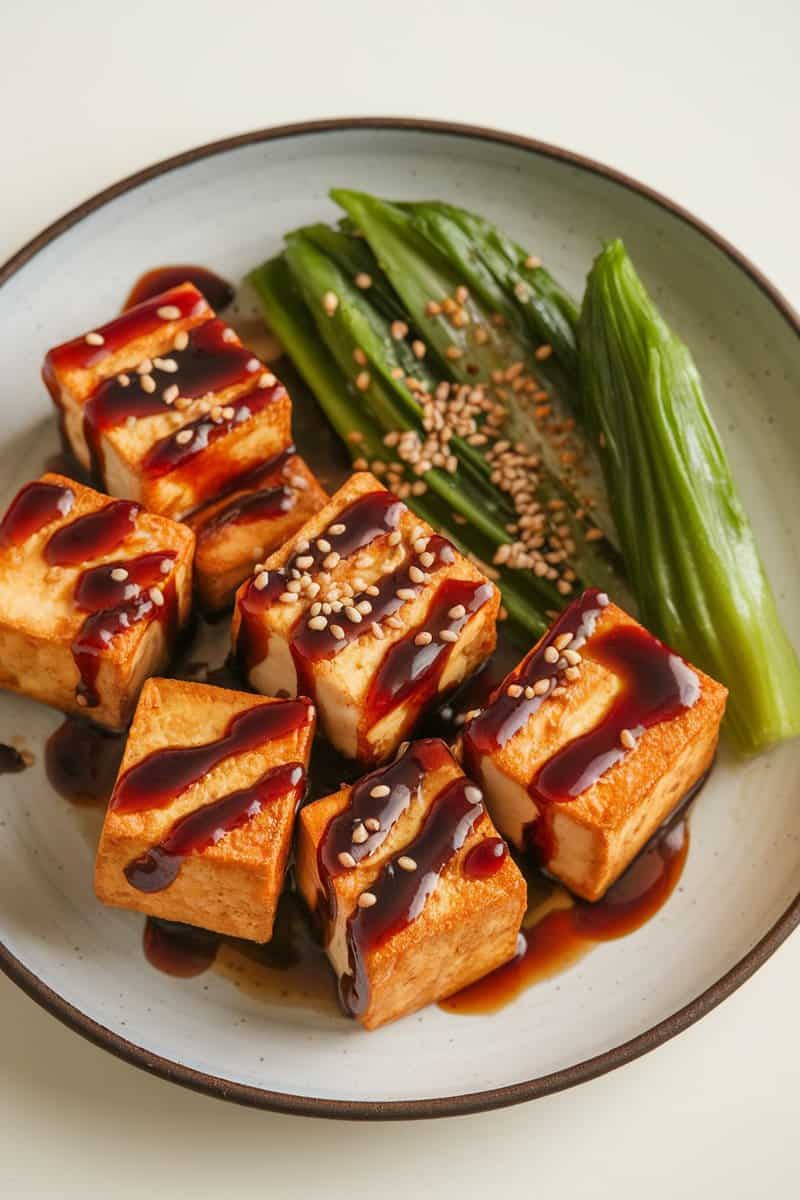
[579, 239, 800, 753]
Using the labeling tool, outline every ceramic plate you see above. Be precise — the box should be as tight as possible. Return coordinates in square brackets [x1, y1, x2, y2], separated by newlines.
[1, 119, 798, 1119]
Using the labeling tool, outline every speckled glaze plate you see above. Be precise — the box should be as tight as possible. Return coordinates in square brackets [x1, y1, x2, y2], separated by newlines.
[1, 119, 798, 1120]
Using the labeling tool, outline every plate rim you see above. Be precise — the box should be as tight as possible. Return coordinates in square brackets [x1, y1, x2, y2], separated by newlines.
[1, 115, 798, 1121]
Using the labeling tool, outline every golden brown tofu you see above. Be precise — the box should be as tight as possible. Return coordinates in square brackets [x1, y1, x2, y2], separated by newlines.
[231, 472, 500, 765]
[461, 589, 727, 901]
[0, 474, 194, 730]
[94, 678, 316, 941]
[42, 283, 292, 520]
[296, 738, 526, 1029]
[185, 446, 328, 612]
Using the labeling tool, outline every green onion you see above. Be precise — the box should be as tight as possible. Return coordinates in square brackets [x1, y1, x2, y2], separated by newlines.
[579, 239, 800, 754]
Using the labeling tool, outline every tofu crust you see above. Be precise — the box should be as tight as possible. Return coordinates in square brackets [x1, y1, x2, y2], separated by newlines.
[94, 678, 316, 941]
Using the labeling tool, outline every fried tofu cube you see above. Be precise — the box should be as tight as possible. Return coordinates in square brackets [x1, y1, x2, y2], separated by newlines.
[296, 738, 526, 1028]
[0, 473, 193, 730]
[231, 472, 500, 764]
[461, 589, 727, 901]
[185, 446, 328, 613]
[42, 284, 292, 520]
[94, 678, 316, 941]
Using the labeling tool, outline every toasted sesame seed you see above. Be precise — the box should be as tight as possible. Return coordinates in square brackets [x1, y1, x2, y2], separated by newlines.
[76, 693, 89, 707]
[279, 592, 298, 604]
[258, 371, 277, 388]
[157, 305, 181, 320]
[386, 615, 403, 629]
[396, 587, 416, 601]
[448, 604, 466, 620]
[370, 784, 391, 799]
[446, 345, 463, 360]
[535, 343, 553, 361]
[110, 567, 128, 582]
[554, 633, 573, 651]
[524, 254, 542, 269]
[419, 551, 436, 569]
[175, 429, 193, 445]
[322, 291, 339, 316]
[414, 631, 433, 646]
[254, 571, 270, 590]
[371, 622, 385, 639]
[117, 373, 130, 387]
[412, 340, 426, 359]
[597, 592, 610, 607]
[163, 385, 179, 404]
[174, 330, 189, 351]
[440, 629, 458, 643]
[305, 614, 326, 632]
[390, 320, 408, 339]
[155, 357, 179, 373]
[329, 523, 346, 535]
[221, 406, 235, 420]
[387, 530, 402, 546]
[140, 374, 156, 394]
[533, 678, 550, 695]
[620, 728, 636, 750]
[295, 555, 314, 570]
[356, 371, 371, 392]
[397, 856, 417, 872]
[316, 538, 331, 553]
[85, 331, 104, 346]
[514, 281, 530, 301]
[352, 823, 369, 844]
[149, 586, 165, 606]
[330, 624, 345, 640]
[409, 565, 426, 584]
[222, 328, 237, 344]
[136, 358, 153, 375]
[365, 817, 381, 833]
[338, 851, 356, 869]
[365, 584, 380, 597]
[358, 891, 377, 908]
[160, 559, 172, 574]
[355, 272, 372, 289]
[564, 666, 581, 682]
[507, 683, 523, 698]
[563, 648, 582, 666]
[356, 600, 372, 615]
[544, 646, 560, 664]
[323, 552, 341, 570]
[125, 416, 137, 429]
[345, 606, 362, 624]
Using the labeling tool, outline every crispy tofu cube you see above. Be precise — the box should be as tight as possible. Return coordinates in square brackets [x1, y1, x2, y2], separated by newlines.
[231, 472, 500, 764]
[461, 589, 728, 901]
[42, 284, 292, 520]
[94, 678, 316, 941]
[296, 738, 526, 1028]
[0, 473, 194, 730]
[185, 446, 328, 612]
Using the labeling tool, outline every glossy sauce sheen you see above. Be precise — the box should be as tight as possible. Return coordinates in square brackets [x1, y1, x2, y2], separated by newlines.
[366, 578, 494, 724]
[74, 551, 176, 611]
[124, 266, 234, 312]
[0, 745, 28, 774]
[341, 776, 484, 1017]
[111, 698, 312, 813]
[142, 918, 220, 978]
[45, 718, 125, 805]
[0, 481, 75, 546]
[125, 762, 305, 893]
[73, 586, 175, 708]
[44, 500, 140, 566]
[463, 837, 507, 879]
[189, 444, 296, 531]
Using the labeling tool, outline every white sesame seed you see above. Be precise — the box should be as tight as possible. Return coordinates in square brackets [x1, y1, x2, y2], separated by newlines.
[286, 580, 302, 594]
[345, 606, 362, 624]
[352, 823, 369, 844]
[365, 584, 380, 597]
[254, 571, 270, 590]
[222, 406, 235, 420]
[155, 357, 179, 373]
[355, 272, 372, 289]
[330, 624, 345, 640]
[316, 538, 331, 554]
[117, 373, 130, 387]
[620, 728, 636, 750]
[322, 291, 339, 316]
[507, 683, 523, 698]
[356, 371, 371, 392]
[365, 817, 381, 832]
[279, 592, 298, 604]
[533, 678, 550, 695]
[140, 374, 156, 394]
[259, 371, 277, 388]
[440, 629, 459, 643]
[554, 633, 574, 651]
[338, 851, 356, 869]
[419, 551, 435, 569]
[597, 592, 609, 607]
[163, 385, 179, 404]
[396, 587, 416, 601]
[175, 429, 193, 445]
[76, 693, 89, 707]
[388, 530, 402, 546]
[356, 600, 372, 615]
[307, 615, 327, 632]
[412, 340, 426, 359]
[157, 305, 181, 320]
[323, 552, 341, 570]
[448, 604, 466, 620]
[414, 631, 433, 646]
[125, 415, 136, 429]
[524, 687, 535, 700]
[544, 645, 560, 664]
[85, 331, 104, 346]
[358, 891, 377, 908]
[564, 648, 582, 665]
[136, 358, 153, 375]
[295, 555, 314, 570]
[390, 320, 408, 339]
[409, 565, 426, 584]
[174, 331, 189, 351]
[397, 856, 417, 871]
[110, 567, 128, 582]
[160, 559, 172, 574]
[149, 587, 165, 606]
[370, 784, 391, 798]
[329, 523, 346, 535]
[371, 622, 384, 639]
[564, 666, 581, 682]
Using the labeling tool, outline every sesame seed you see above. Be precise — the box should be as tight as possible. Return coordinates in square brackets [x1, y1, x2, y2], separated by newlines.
[149, 587, 164, 606]
[552, 686, 567, 697]
[620, 728, 636, 750]
[371, 622, 385, 639]
[514, 281, 530, 301]
[345, 606, 362, 624]
[446, 345, 463, 360]
[157, 305, 181, 320]
[174, 331, 189, 351]
[358, 891, 377, 908]
[524, 254, 542, 269]
[329, 523, 346, 535]
[412, 340, 426, 359]
[76, 693, 89, 707]
[356, 371, 371, 392]
[258, 372, 277, 388]
[390, 320, 408, 339]
[155, 357, 179, 373]
[564, 666, 581, 682]
[323, 291, 339, 316]
[409, 565, 426, 584]
[455, 286, 469, 304]
[222, 406, 235, 420]
[117, 373, 130, 387]
[355, 272, 372, 289]
[279, 592, 298, 604]
[330, 624, 345, 640]
[160, 559, 172, 574]
[338, 851, 356, 869]
[597, 592, 610, 607]
[544, 646, 559, 664]
[254, 571, 270, 590]
[85, 331, 104, 346]
[295, 555, 314, 570]
[136, 359, 153, 375]
[387, 530, 402, 546]
[507, 683, 523, 698]
[564, 648, 582, 666]
[533, 678, 550, 695]
[175, 429, 193, 445]
[396, 587, 415, 601]
[366, 584, 379, 596]
[415, 631, 433, 646]
[554, 633, 573, 651]
[397, 856, 417, 872]
[353, 347, 368, 366]
[440, 629, 458, 643]
[140, 374, 156, 394]
[110, 567, 128, 582]
[352, 823, 369, 844]
[535, 343, 553, 361]
[323, 552, 341, 570]
[222, 328, 237, 344]
[356, 600, 372, 615]
[365, 817, 381, 832]
[371, 784, 391, 798]
[163, 385, 179, 404]
[125, 416, 136, 429]
[386, 615, 403, 629]
[448, 604, 466, 620]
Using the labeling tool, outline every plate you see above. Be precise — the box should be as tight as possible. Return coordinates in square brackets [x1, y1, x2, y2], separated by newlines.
[1, 118, 798, 1120]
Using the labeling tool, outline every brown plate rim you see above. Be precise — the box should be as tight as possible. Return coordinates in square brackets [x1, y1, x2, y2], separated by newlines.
[0, 116, 798, 1121]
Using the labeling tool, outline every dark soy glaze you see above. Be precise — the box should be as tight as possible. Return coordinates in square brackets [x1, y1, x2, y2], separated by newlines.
[199, 484, 295, 534]
[44, 500, 139, 566]
[45, 718, 125, 806]
[125, 762, 305, 893]
[124, 266, 234, 312]
[463, 837, 508, 879]
[366, 578, 494, 725]
[143, 918, 221, 978]
[0, 481, 75, 546]
[111, 698, 313, 814]
[74, 551, 176, 611]
[0, 745, 28, 774]
[187, 444, 296, 529]
[341, 776, 484, 1017]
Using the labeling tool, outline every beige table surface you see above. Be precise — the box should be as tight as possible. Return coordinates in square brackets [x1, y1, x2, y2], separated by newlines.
[1, 1, 798, 1195]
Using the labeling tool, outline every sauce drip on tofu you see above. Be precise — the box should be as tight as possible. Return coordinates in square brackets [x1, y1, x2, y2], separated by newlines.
[0, 480, 75, 546]
[110, 697, 313, 814]
[45, 717, 125, 806]
[143, 918, 221, 978]
[125, 762, 305, 893]
[0, 744, 28, 774]
[42, 284, 208, 382]
[341, 776, 484, 1018]
[189, 445, 299, 536]
[366, 578, 495, 724]
[74, 551, 176, 611]
[44, 499, 140, 566]
[463, 837, 508, 879]
[124, 266, 234, 312]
